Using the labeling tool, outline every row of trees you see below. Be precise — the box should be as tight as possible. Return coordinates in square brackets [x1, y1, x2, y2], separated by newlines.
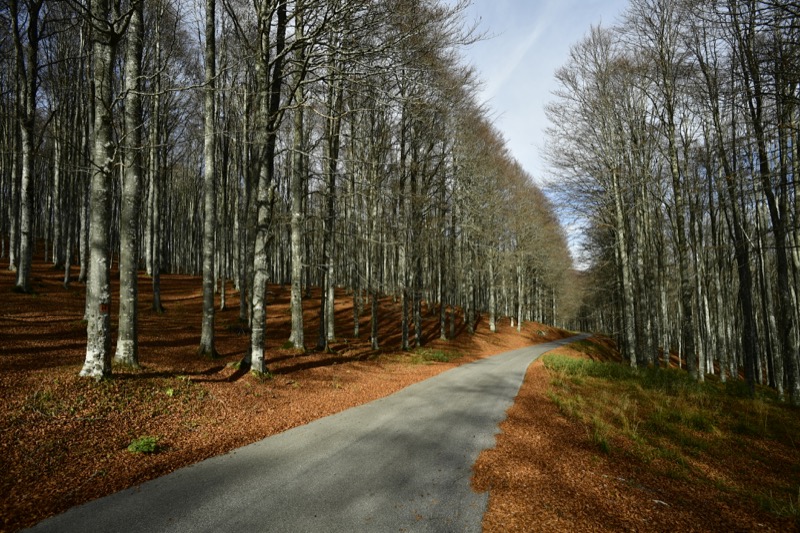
[1, 0, 576, 378]
[547, 0, 800, 402]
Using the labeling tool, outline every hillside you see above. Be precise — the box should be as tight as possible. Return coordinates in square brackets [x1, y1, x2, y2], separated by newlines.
[2, 261, 798, 532]
[475, 340, 800, 532]
[0, 260, 566, 531]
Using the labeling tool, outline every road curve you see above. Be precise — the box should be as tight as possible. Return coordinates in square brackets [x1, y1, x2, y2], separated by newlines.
[28, 334, 589, 533]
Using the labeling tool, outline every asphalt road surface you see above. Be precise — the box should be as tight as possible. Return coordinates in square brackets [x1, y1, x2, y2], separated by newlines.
[28, 334, 588, 533]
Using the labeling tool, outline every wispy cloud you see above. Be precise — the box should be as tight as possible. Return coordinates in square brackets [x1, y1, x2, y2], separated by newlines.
[465, 0, 628, 179]
[481, 20, 544, 102]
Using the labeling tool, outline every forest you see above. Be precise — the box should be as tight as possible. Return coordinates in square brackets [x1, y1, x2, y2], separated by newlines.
[4, 0, 799, 405]
[4, 0, 800, 530]
[0, 0, 576, 377]
[547, 0, 800, 403]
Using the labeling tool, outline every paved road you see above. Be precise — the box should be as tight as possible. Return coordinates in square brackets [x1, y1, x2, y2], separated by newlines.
[28, 334, 588, 533]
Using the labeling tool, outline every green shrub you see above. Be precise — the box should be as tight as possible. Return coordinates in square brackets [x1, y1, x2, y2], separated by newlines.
[127, 436, 160, 454]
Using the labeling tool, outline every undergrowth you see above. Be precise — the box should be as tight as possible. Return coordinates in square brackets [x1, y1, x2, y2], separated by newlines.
[408, 348, 462, 364]
[542, 341, 800, 522]
[127, 435, 160, 454]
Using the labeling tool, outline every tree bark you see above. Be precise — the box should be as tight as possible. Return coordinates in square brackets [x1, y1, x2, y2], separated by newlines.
[249, 0, 287, 374]
[149, 64, 164, 313]
[81, 0, 116, 379]
[317, 52, 343, 350]
[288, 46, 305, 351]
[114, 0, 144, 368]
[11, 0, 43, 293]
[199, 0, 218, 358]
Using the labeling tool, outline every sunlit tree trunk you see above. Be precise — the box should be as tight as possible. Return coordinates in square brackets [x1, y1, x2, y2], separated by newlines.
[288, 9, 306, 351]
[52, 134, 64, 268]
[78, 118, 89, 284]
[199, 0, 218, 358]
[149, 59, 164, 313]
[612, 167, 637, 367]
[7, 101, 20, 273]
[317, 49, 343, 350]
[115, 0, 144, 368]
[249, 0, 287, 374]
[81, 0, 116, 379]
[488, 256, 496, 333]
[238, 84, 253, 325]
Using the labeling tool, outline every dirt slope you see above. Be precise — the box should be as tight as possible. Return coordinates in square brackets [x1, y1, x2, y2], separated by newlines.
[474, 343, 797, 532]
[0, 260, 565, 532]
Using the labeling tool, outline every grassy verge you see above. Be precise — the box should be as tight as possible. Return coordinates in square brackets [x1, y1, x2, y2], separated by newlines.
[543, 340, 800, 523]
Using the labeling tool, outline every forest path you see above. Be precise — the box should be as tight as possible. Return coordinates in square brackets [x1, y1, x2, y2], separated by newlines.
[28, 334, 588, 533]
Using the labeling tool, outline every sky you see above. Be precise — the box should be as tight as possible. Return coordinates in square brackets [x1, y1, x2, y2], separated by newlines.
[459, 0, 630, 183]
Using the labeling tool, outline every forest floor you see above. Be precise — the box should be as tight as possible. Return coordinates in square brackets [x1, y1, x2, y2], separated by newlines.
[1, 260, 798, 532]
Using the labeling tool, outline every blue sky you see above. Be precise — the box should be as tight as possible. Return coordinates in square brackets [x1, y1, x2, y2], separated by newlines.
[459, 0, 630, 182]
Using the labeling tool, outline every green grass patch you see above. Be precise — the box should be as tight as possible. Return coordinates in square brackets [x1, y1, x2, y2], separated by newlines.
[541, 338, 800, 523]
[547, 390, 585, 421]
[590, 415, 612, 453]
[127, 435, 160, 454]
[408, 348, 461, 364]
[756, 488, 800, 519]
[250, 369, 274, 381]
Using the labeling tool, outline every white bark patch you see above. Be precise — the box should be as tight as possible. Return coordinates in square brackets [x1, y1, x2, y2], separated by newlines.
[251, 347, 265, 373]
[80, 347, 106, 380]
[114, 340, 135, 364]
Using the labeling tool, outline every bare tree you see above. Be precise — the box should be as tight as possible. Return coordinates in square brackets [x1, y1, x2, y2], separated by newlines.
[199, 0, 218, 358]
[248, 0, 288, 374]
[114, 0, 145, 368]
[9, 0, 43, 293]
[81, 0, 122, 379]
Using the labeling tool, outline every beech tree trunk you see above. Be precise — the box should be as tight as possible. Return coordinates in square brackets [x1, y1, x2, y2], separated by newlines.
[199, 0, 217, 358]
[81, 0, 116, 379]
[249, 0, 287, 374]
[114, 0, 144, 368]
[488, 257, 496, 333]
[11, 0, 43, 293]
[317, 52, 343, 350]
[288, 41, 305, 351]
[612, 168, 637, 368]
[148, 27, 164, 313]
[52, 135, 64, 268]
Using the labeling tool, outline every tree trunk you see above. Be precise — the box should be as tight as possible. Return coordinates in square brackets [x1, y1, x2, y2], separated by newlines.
[317, 55, 342, 350]
[238, 85, 253, 325]
[11, 0, 42, 293]
[115, 0, 144, 368]
[288, 78, 305, 350]
[52, 135, 64, 268]
[488, 257, 496, 333]
[516, 263, 523, 333]
[81, 0, 116, 379]
[199, 0, 217, 358]
[148, 25, 164, 313]
[249, 0, 287, 374]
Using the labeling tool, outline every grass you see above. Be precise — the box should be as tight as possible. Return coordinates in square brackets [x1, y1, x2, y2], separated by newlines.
[590, 415, 612, 453]
[408, 348, 462, 364]
[757, 487, 800, 518]
[127, 435, 160, 454]
[250, 369, 275, 381]
[542, 340, 800, 522]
